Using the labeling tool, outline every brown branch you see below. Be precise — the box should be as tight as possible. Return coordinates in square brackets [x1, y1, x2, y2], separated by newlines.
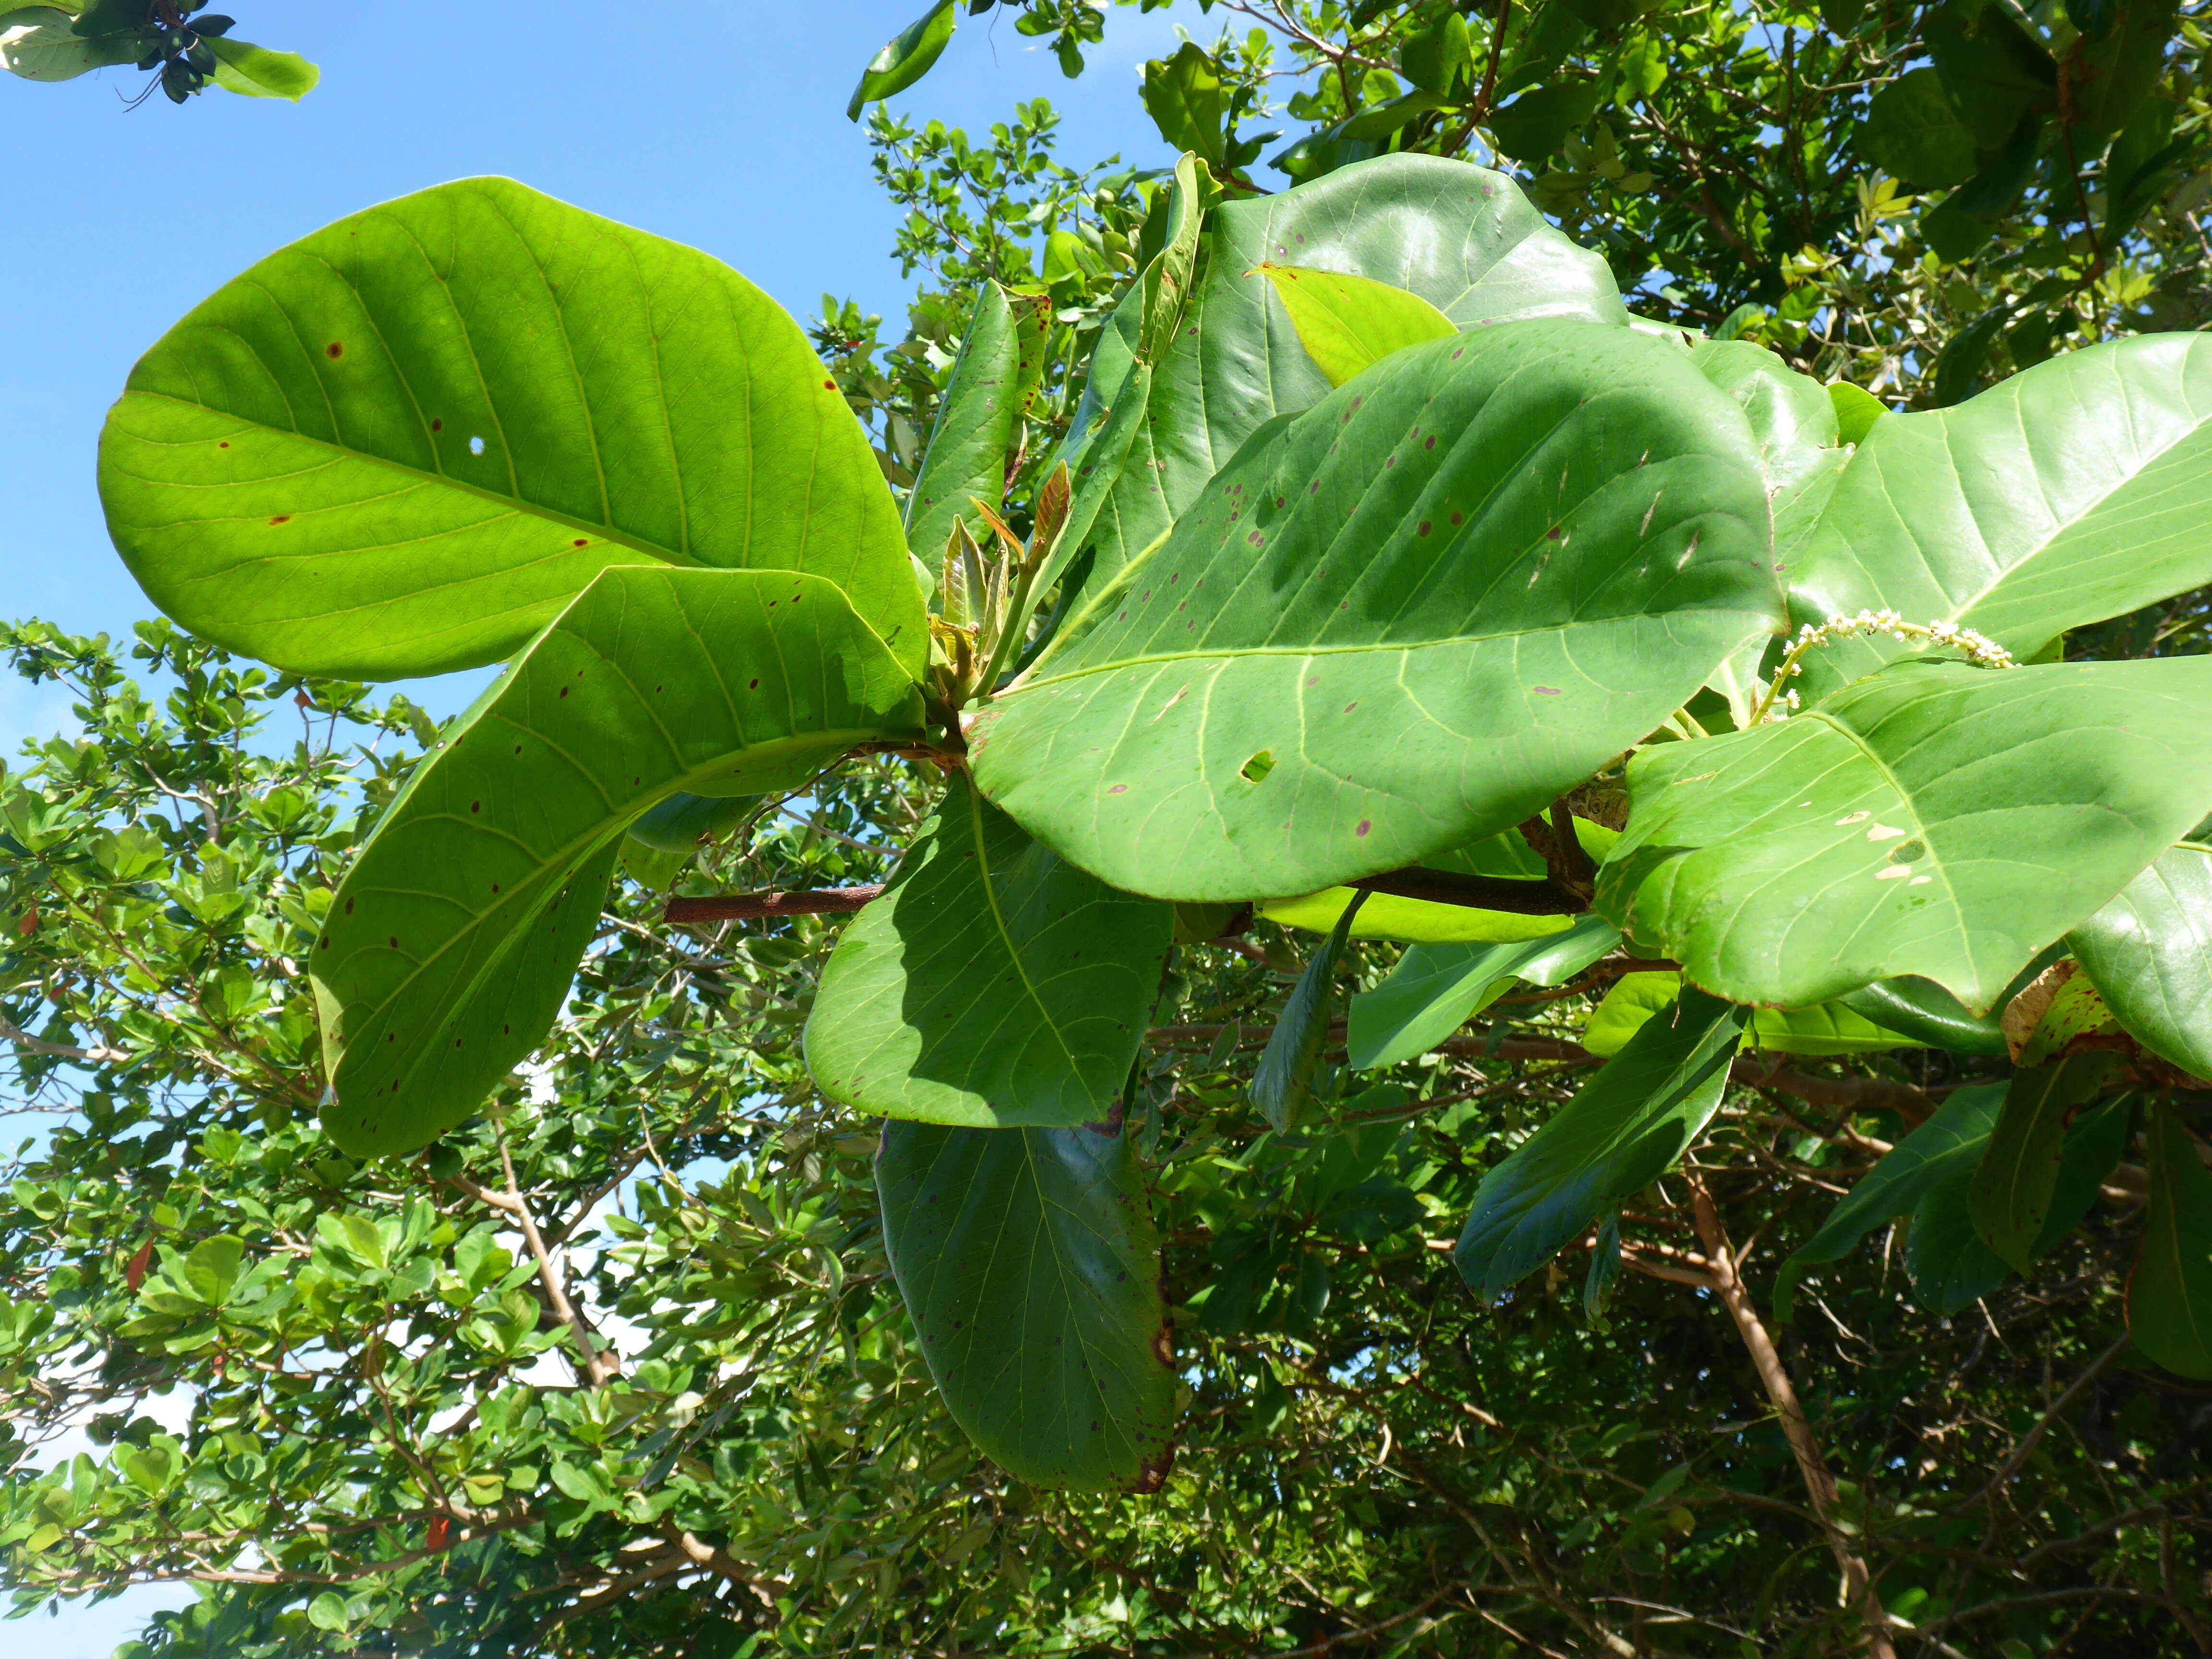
[1688, 1176, 1897, 1659]
[1962, 1333, 2132, 1515]
[0, 1013, 132, 1067]
[1472, 0, 1512, 121]
[663, 887, 883, 924]
[497, 1131, 620, 1388]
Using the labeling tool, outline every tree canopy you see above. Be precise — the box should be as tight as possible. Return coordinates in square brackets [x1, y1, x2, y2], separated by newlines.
[8, 5, 2212, 1658]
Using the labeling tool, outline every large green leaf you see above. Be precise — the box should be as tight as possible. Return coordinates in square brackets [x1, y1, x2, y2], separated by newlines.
[1056, 154, 1626, 588]
[1859, 66, 1980, 186]
[1776, 1082, 2003, 1319]
[1778, 1082, 2128, 1319]
[1838, 974, 2011, 1057]
[0, 6, 134, 79]
[1348, 915, 1620, 1070]
[2131, 1103, 2212, 1379]
[1787, 335, 2212, 695]
[845, 0, 956, 120]
[972, 318, 1780, 902]
[903, 282, 1037, 565]
[804, 777, 1172, 1129]
[1258, 889, 1575, 944]
[314, 567, 925, 1156]
[1599, 658, 2212, 1012]
[1968, 1054, 2126, 1272]
[1690, 339, 1840, 502]
[1454, 990, 1746, 1299]
[878, 1119, 1178, 1490]
[1251, 895, 1364, 1131]
[101, 178, 922, 682]
[206, 36, 317, 99]
[2069, 842, 2212, 1079]
[1258, 819, 1617, 944]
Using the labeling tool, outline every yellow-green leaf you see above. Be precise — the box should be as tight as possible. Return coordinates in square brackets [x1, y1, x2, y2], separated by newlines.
[1251, 263, 1458, 388]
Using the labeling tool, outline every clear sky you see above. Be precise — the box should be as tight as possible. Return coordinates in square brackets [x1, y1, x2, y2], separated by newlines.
[1, 2, 1191, 1650]
[1, 0, 1194, 743]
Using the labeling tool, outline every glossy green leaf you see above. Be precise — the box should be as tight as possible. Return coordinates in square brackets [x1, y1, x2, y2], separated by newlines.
[973, 319, 1780, 903]
[1859, 67, 1979, 185]
[904, 282, 1040, 568]
[1780, 1082, 2127, 1318]
[1054, 154, 1626, 589]
[878, 1119, 1178, 1489]
[1901, 1163, 2012, 1315]
[1253, 264, 1456, 389]
[1776, 1082, 2004, 1319]
[845, 0, 956, 120]
[1024, 157, 1205, 622]
[314, 567, 926, 1156]
[1838, 974, 2011, 1057]
[101, 178, 922, 681]
[1488, 82, 1602, 161]
[1582, 971, 1919, 1058]
[1788, 335, 2212, 694]
[804, 776, 1172, 1129]
[2068, 842, 2212, 1079]
[1454, 991, 1746, 1299]
[2130, 1104, 2212, 1379]
[1348, 915, 1620, 1070]
[1969, 1053, 2126, 1272]
[1917, 1094, 2130, 1311]
[0, 6, 133, 79]
[624, 791, 758, 856]
[206, 36, 316, 99]
[1251, 894, 1364, 1131]
[1141, 42, 1230, 164]
[1599, 658, 2212, 1013]
[1260, 820, 1618, 944]
[1924, 0, 2056, 148]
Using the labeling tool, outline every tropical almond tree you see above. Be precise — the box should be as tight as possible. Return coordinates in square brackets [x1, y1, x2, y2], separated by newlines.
[91, 151, 2212, 1557]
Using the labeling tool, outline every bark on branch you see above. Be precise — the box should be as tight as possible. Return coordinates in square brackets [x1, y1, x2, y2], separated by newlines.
[663, 887, 883, 924]
[0, 1013, 132, 1067]
[496, 1134, 620, 1388]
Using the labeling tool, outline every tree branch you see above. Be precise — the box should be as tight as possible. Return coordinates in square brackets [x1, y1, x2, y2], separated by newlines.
[663, 887, 883, 924]
[1687, 1176, 1897, 1659]
[0, 1013, 132, 1067]
[497, 1131, 620, 1388]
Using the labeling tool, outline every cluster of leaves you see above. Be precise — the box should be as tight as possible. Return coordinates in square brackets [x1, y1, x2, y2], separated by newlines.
[12, 8, 2212, 1656]
[0, 0, 313, 103]
[2, 624, 2206, 1656]
[845, 0, 2212, 409]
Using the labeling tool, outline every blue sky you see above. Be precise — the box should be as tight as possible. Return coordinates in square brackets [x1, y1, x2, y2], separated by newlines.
[0, 0, 1199, 747]
[1, 2, 1195, 1650]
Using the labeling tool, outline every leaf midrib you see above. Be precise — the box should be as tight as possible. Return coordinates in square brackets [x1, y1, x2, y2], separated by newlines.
[121, 388, 705, 573]
[963, 787, 1086, 1080]
[1014, 605, 1764, 693]
[1895, 361, 2212, 629]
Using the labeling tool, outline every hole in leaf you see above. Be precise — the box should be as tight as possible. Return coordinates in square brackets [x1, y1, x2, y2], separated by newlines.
[1240, 751, 1275, 784]
[1891, 840, 1926, 863]
[469, 435, 486, 455]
